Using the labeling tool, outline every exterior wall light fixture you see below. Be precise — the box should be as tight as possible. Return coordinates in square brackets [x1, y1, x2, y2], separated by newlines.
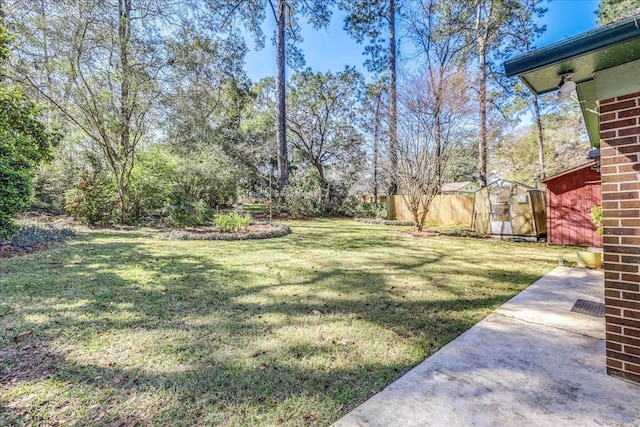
[557, 71, 576, 100]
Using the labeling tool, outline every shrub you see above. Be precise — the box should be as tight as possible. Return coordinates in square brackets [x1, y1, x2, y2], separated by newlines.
[354, 202, 386, 219]
[166, 199, 214, 228]
[161, 222, 291, 241]
[282, 170, 360, 218]
[171, 147, 238, 208]
[64, 169, 118, 225]
[0, 81, 59, 236]
[354, 218, 414, 226]
[215, 213, 252, 233]
[127, 147, 176, 222]
[282, 185, 318, 218]
[1, 224, 75, 249]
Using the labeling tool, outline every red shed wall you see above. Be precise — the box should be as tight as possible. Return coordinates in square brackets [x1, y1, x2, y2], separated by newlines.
[545, 165, 602, 247]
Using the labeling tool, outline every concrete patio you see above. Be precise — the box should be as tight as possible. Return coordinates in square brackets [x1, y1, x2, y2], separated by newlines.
[335, 267, 640, 426]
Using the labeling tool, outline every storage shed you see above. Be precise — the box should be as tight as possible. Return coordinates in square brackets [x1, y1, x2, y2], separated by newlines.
[472, 180, 546, 237]
[540, 162, 602, 247]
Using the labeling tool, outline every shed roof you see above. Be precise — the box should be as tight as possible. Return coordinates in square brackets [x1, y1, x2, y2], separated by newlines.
[485, 179, 544, 192]
[503, 13, 640, 147]
[540, 162, 599, 183]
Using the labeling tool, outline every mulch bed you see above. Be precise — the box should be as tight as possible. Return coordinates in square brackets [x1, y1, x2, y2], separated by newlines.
[181, 224, 277, 234]
[161, 222, 292, 241]
[397, 230, 441, 238]
[0, 243, 55, 259]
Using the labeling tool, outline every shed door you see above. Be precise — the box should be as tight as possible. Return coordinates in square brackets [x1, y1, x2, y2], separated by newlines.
[490, 204, 513, 234]
[489, 185, 513, 235]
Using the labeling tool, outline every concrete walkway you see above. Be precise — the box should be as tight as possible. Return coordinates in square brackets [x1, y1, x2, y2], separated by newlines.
[335, 267, 640, 427]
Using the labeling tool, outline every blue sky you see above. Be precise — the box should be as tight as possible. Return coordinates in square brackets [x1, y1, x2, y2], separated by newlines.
[244, 0, 601, 82]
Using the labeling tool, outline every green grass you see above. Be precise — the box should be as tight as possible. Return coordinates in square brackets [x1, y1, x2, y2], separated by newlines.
[0, 218, 577, 426]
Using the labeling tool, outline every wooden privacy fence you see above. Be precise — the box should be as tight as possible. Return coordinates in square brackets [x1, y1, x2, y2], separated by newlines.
[387, 194, 474, 226]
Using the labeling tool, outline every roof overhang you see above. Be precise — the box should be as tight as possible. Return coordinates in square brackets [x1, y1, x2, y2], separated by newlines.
[504, 15, 640, 147]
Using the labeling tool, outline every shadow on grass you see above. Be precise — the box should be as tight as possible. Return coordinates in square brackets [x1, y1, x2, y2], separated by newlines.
[0, 225, 554, 425]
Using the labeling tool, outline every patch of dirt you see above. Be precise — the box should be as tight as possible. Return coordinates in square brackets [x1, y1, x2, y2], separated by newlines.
[398, 230, 441, 238]
[441, 229, 490, 239]
[0, 243, 49, 259]
[0, 336, 61, 386]
[397, 228, 491, 239]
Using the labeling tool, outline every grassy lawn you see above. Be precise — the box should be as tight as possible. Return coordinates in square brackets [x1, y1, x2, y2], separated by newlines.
[0, 218, 577, 426]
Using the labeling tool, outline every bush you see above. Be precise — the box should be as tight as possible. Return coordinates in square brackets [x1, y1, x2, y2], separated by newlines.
[282, 170, 360, 218]
[161, 222, 291, 241]
[282, 185, 318, 218]
[127, 147, 176, 222]
[0, 81, 59, 236]
[64, 169, 118, 225]
[30, 136, 84, 214]
[171, 147, 238, 208]
[167, 199, 214, 228]
[1, 224, 75, 249]
[354, 202, 386, 219]
[215, 213, 252, 233]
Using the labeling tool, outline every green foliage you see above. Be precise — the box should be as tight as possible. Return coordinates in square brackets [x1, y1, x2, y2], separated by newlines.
[127, 147, 177, 222]
[284, 168, 360, 218]
[64, 170, 118, 225]
[167, 199, 214, 228]
[214, 213, 252, 233]
[171, 147, 238, 209]
[0, 25, 60, 236]
[161, 222, 291, 241]
[591, 205, 603, 236]
[492, 96, 589, 185]
[355, 202, 386, 219]
[0, 224, 75, 250]
[596, 0, 640, 25]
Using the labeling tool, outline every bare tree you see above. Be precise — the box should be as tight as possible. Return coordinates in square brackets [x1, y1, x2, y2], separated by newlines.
[394, 67, 471, 231]
[390, 0, 472, 231]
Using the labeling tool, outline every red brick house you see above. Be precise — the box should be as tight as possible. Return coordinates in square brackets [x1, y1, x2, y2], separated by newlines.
[505, 15, 640, 385]
[541, 162, 602, 247]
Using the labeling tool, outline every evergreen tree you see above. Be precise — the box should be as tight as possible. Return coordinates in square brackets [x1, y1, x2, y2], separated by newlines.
[596, 0, 640, 25]
[338, 0, 400, 195]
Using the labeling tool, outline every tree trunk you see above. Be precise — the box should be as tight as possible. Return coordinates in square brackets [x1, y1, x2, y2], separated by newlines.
[477, 36, 488, 188]
[373, 88, 381, 202]
[118, 0, 132, 223]
[434, 91, 442, 189]
[475, 1, 489, 188]
[388, 0, 398, 195]
[0, 0, 5, 84]
[276, 0, 288, 202]
[532, 93, 545, 180]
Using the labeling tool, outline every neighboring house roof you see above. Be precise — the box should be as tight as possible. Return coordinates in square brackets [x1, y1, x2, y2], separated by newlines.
[503, 13, 640, 148]
[441, 181, 475, 192]
[540, 162, 600, 183]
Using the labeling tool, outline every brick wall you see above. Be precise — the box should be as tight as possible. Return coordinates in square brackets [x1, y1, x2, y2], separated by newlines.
[599, 92, 640, 384]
